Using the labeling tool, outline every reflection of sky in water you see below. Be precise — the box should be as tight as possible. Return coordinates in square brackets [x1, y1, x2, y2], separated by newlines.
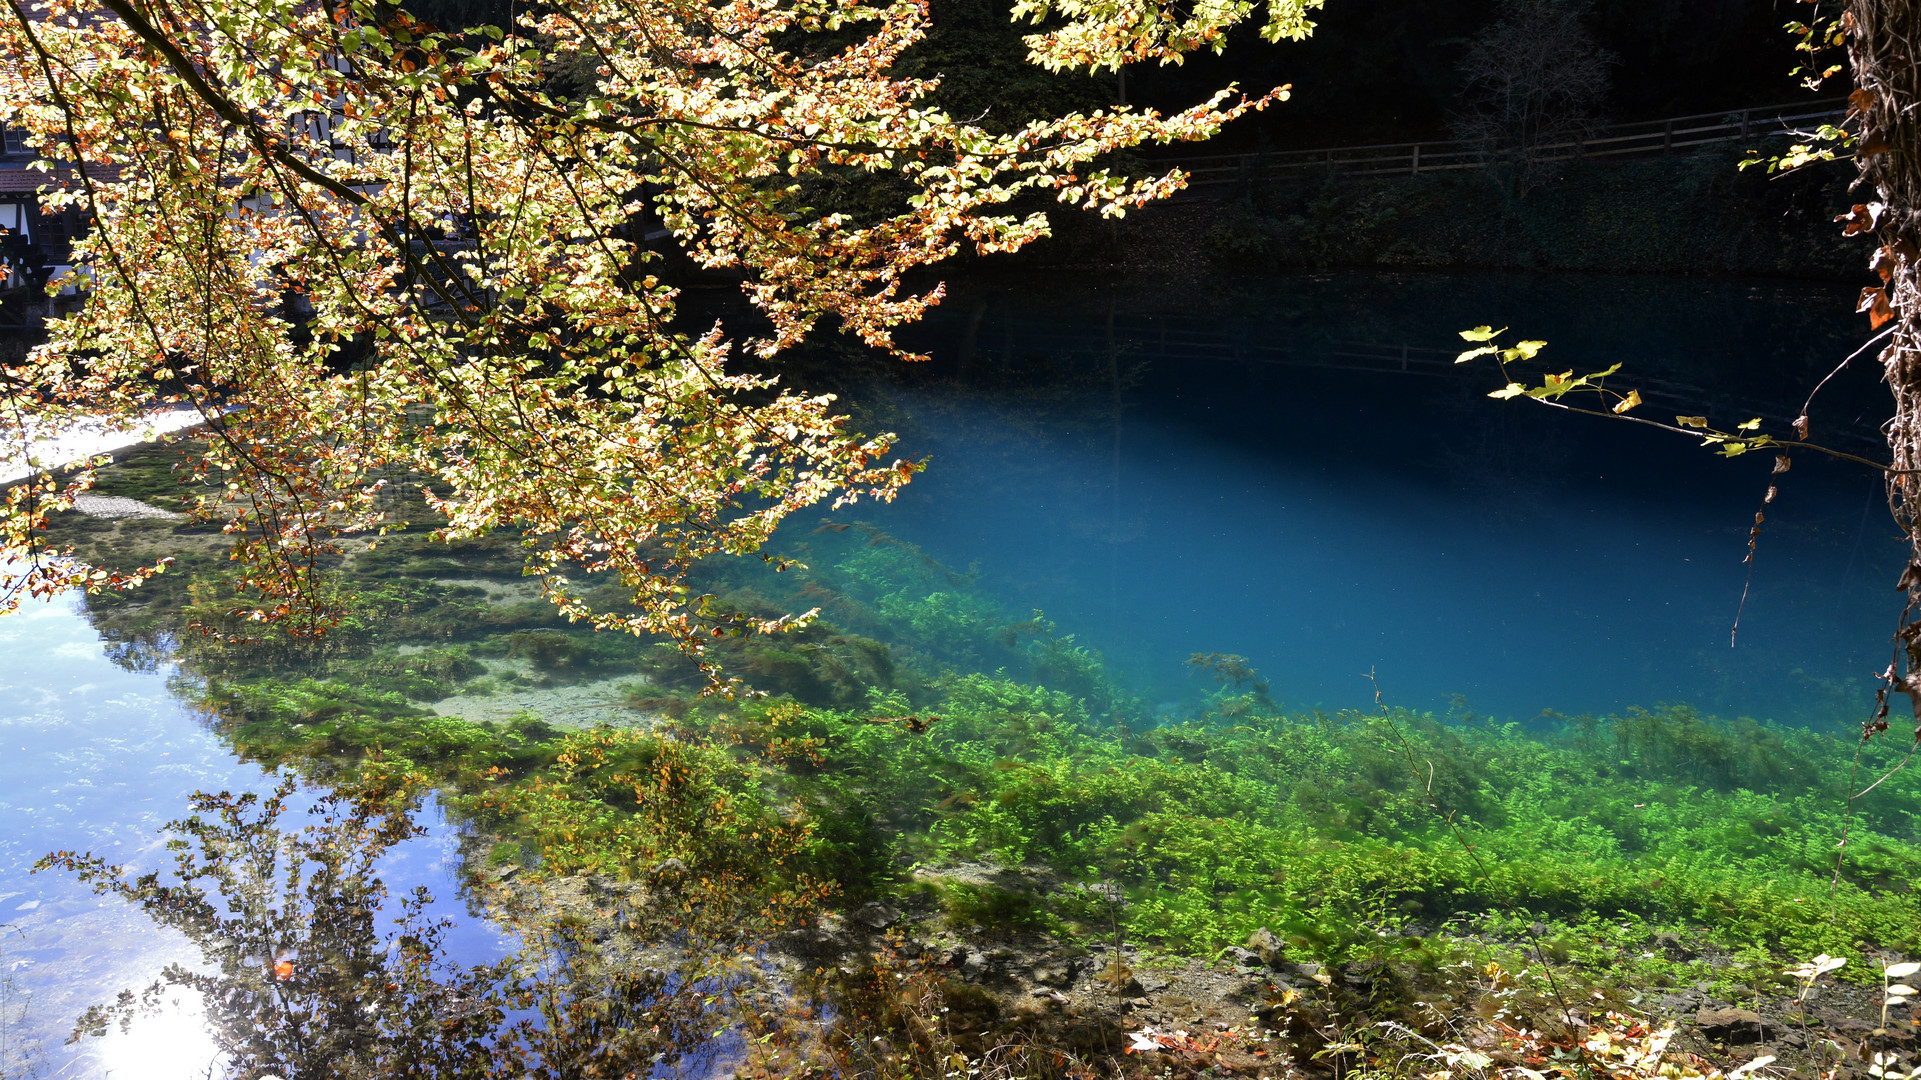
[0, 406, 209, 485]
[0, 595, 511, 1078]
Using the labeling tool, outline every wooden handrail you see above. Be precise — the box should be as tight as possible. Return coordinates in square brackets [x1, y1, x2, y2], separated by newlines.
[1147, 97, 1848, 184]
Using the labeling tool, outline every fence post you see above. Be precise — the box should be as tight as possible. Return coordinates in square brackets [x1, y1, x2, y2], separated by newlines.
[1410, 144, 1420, 175]
[1664, 118, 1673, 153]
[1740, 109, 1751, 139]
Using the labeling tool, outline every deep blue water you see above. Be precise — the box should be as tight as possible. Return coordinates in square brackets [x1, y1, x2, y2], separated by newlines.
[855, 271, 1902, 725]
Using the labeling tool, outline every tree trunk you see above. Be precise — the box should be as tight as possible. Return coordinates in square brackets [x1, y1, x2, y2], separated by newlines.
[1847, 0, 1921, 721]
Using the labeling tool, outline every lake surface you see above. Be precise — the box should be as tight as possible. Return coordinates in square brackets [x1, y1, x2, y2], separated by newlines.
[0, 592, 510, 1079]
[0, 268, 1902, 1075]
[856, 271, 1901, 724]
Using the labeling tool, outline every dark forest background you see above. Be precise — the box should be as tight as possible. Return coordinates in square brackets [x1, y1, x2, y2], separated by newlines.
[1113, 0, 1816, 148]
[401, 0, 1854, 279]
[411, 0, 1821, 150]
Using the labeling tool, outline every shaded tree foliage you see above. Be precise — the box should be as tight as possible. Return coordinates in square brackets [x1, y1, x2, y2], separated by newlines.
[1451, 0, 1613, 198]
[1088, 0, 1809, 150]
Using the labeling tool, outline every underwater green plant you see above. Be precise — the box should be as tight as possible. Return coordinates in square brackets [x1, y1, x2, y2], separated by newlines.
[45, 455, 1921, 1056]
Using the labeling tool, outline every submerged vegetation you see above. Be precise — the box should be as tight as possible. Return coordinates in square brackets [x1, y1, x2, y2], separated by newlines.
[24, 441, 1921, 1077]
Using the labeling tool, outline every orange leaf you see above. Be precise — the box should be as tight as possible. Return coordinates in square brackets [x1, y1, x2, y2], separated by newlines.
[1859, 286, 1895, 329]
[1838, 203, 1885, 236]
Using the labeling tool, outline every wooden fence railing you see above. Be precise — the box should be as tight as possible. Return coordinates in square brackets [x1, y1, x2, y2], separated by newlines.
[949, 312, 1886, 452]
[1152, 98, 1849, 187]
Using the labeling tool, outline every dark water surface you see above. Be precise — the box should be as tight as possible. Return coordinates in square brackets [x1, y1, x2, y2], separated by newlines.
[850, 270, 1902, 724]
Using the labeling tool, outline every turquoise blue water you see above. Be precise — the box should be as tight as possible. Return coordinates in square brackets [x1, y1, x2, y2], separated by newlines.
[0, 269, 1903, 1074]
[857, 271, 1901, 724]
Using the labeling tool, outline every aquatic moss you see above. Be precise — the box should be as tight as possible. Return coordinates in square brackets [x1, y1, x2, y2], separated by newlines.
[473, 727, 833, 936]
[480, 628, 644, 681]
[205, 676, 560, 785]
[329, 648, 486, 700]
[696, 681, 1921, 982]
[58, 449, 1921, 995]
[84, 440, 209, 511]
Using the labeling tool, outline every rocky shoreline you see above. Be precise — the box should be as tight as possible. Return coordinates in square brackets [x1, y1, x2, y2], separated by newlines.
[469, 847, 1917, 1080]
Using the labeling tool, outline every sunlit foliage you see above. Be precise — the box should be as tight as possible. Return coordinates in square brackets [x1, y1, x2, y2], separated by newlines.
[0, 0, 1307, 682]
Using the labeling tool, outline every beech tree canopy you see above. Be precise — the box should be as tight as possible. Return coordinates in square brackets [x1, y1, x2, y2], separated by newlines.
[0, 0, 1311, 680]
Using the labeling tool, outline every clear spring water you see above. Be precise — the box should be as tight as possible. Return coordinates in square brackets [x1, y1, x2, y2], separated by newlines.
[0, 269, 1903, 1075]
[861, 270, 1904, 725]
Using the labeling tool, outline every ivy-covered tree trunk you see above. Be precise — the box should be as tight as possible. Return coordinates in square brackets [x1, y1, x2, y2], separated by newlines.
[1846, 0, 1921, 719]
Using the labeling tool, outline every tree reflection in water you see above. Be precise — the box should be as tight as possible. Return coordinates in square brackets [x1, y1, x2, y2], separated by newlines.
[37, 773, 768, 1079]
[0, 923, 45, 1078]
